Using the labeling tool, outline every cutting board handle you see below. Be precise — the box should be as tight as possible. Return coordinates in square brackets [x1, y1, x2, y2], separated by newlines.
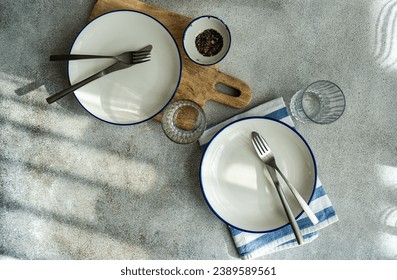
[209, 69, 252, 108]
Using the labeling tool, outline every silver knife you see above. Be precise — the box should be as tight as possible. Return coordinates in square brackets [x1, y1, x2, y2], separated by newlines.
[252, 131, 318, 225]
[266, 165, 304, 245]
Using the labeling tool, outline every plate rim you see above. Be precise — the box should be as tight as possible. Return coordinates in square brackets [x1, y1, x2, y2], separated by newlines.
[199, 116, 318, 233]
[67, 9, 182, 126]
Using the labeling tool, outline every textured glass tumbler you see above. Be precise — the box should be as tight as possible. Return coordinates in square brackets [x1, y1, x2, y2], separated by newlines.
[161, 100, 207, 144]
[290, 80, 346, 124]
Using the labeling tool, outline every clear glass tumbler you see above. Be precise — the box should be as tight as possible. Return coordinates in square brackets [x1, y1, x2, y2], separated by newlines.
[290, 80, 346, 124]
[161, 100, 207, 144]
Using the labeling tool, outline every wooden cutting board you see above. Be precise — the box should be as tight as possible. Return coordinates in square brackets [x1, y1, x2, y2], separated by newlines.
[90, 0, 252, 125]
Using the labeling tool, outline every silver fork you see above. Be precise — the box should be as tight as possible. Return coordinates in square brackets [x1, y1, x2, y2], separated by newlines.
[49, 49, 152, 64]
[251, 131, 319, 225]
[252, 132, 303, 244]
[46, 45, 152, 104]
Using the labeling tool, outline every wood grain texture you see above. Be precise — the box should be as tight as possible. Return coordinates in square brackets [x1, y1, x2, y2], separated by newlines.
[90, 0, 252, 123]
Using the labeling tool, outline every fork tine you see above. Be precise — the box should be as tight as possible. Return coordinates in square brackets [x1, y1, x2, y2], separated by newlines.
[252, 137, 261, 155]
[133, 50, 152, 57]
[254, 136, 264, 154]
[133, 53, 151, 61]
[252, 132, 261, 154]
[252, 131, 268, 155]
[256, 133, 269, 153]
[132, 58, 151, 65]
[133, 54, 151, 61]
[253, 136, 265, 155]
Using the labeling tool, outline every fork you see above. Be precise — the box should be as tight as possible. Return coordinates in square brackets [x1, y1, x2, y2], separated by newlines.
[252, 131, 304, 245]
[251, 131, 319, 225]
[46, 45, 152, 104]
[49, 49, 152, 64]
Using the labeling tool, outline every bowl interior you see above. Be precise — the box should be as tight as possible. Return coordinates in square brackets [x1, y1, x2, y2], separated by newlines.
[183, 16, 231, 65]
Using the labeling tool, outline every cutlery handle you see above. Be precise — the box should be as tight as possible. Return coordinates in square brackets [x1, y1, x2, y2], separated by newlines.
[275, 184, 304, 245]
[46, 71, 104, 104]
[50, 54, 113, 61]
[275, 167, 319, 225]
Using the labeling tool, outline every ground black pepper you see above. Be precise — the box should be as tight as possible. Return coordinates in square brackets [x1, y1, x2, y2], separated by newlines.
[195, 29, 223, 57]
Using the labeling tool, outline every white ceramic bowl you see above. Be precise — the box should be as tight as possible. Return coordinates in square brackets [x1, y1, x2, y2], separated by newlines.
[183, 15, 231, 66]
[200, 117, 317, 233]
[68, 10, 182, 125]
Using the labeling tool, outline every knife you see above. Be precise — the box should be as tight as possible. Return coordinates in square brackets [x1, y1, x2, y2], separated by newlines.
[266, 165, 304, 245]
[46, 45, 152, 104]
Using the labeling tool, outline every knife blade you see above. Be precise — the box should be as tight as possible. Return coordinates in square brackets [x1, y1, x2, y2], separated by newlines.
[266, 165, 304, 245]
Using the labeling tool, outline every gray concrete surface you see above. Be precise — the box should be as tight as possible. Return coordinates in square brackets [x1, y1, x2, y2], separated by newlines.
[1, 0, 396, 260]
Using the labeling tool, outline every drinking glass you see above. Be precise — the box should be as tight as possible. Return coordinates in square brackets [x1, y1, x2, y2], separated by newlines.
[161, 100, 207, 144]
[290, 80, 345, 124]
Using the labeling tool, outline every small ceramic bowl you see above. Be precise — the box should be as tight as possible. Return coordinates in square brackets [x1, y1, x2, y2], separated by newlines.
[183, 15, 231, 66]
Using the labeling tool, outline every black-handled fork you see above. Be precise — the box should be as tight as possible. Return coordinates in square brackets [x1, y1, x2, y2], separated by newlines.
[46, 45, 152, 104]
[50, 48, 152, 64]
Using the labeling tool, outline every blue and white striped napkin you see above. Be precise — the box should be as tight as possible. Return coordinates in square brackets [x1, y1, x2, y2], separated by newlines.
[199, 97, 338, 259]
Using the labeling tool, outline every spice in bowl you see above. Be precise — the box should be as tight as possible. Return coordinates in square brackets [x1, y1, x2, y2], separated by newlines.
[195, 29, 223, 57]
[183, 15, 230, 65]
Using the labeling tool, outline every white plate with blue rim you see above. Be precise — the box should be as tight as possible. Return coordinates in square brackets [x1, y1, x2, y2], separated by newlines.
[200, 117, 317, 233]
[68, 10, 182, 125]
